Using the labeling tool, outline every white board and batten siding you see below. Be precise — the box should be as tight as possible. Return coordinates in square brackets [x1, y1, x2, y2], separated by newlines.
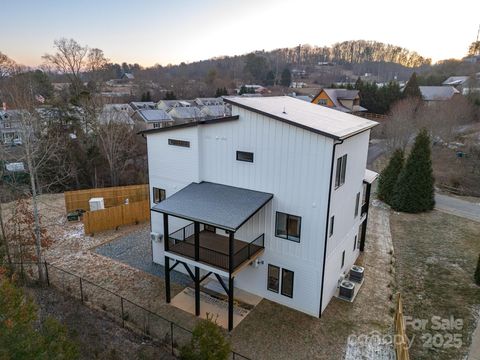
[148, 100, 373, 317]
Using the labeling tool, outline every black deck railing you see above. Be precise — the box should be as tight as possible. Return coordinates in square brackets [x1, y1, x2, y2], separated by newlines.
[168, 224, 264, 271]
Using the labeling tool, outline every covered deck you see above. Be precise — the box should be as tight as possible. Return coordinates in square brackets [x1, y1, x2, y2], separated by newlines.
[151, 181, 273, 331]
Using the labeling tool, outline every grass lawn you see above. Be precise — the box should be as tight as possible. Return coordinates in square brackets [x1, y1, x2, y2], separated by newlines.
[391, 210, 480, 360]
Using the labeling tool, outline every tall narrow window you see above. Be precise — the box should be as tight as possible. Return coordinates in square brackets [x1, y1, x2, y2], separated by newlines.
[281, 269, 294, 298]
[354, 192, 360, 217]
[341, 250, 345, 268]
[353, 235, 357, 251]
[153, 187, 166, 204]
[335, 154, 348, 188]
[329, 216, 335, 237]
[267, 265, 280, 293]
[275, 212, 301, 242]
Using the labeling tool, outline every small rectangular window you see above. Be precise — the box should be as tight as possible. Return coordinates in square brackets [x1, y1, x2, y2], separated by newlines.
[335, 154, 347, 188]
[204, 225, 216, 232]
[275, 212, 301, 242]
[354, 192, 360, 217]
[341, 250, 345, 268]
[153, 187, 166, 204]
[153, 122, 161, 129]
[281, 269, 294, 298]
[168, 138, 190, 148]
[318, 99, 328, 105]
[329, 216, 335, 237]
[236, 151, 254, 163]
[267, 264, 280, 293]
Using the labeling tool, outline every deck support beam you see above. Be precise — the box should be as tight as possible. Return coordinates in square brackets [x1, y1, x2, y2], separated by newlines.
[360, 182, 372, 252]
[194, 222, 200, 317]
[228, 230, 235, 331]
[163, 213, 171, 303]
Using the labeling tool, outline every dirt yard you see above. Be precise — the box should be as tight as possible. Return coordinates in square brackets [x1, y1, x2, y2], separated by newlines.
[391, 210, 480, 360]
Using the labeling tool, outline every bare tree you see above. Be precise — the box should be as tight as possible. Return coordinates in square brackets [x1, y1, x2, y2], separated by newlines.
[42, 38, 89, 98]
[383, 98, 422, 152]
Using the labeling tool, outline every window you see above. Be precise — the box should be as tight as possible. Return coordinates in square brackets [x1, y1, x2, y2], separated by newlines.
[168, 138, 190, 148]
[335, 154, 347, 188]
[236, 151, 254, 163]
[267, 265, 280, 293]
[281, 269, 294, 298]
[204, 225, 216, 232]
[275, 212, 301, 242]
[153, 122, 161, 129]
[329, 216, 335, 237]
[153, 187, 166, 204]
[341, 250, 345, 269]
[318, 99, 328, 106]
[354, 192, 360, 217]
[353, 235, 357, 251]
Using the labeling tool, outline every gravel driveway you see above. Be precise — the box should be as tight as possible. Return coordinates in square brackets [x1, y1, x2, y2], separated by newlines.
[94, 224, 191, 287]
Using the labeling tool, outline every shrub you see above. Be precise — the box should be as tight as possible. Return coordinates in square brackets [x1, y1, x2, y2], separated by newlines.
[180, 314, 231, 360]
[392, 129, 435, 213]
[378, 148, 405, 205]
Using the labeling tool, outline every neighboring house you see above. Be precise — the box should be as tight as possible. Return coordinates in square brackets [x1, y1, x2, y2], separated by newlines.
[121, 72, 135, 81]
[442, 75, 480, 95]
[130, 101, 157, 111]
[167, 106, 204, 122]
[0, 110, 25, 145]
[289, 94, 313, 102]
[200, 105, 231, 118]
[311, 89, 367, 113]
[142, 96, 378, 330]
[133, 109, 174, 129]
[419, 86, 460, 102]
[98, 104, 135, 126]
[236, 85, 267, 94]
[193, 97, 224, 106]
[157, 100, 191, 111]
[442, 76, 470, 88]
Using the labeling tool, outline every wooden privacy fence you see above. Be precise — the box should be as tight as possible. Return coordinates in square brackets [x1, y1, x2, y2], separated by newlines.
[64, 184, 149, 213]
[394, 293, 410, 360]
[83, 200, 150, 235]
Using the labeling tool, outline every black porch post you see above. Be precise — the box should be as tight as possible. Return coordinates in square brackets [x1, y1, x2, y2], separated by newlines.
[228, 231, 235, 331]
[163, 213, 171, 303]
[194, 222, 200, 316]
[360, 183, 371, 252]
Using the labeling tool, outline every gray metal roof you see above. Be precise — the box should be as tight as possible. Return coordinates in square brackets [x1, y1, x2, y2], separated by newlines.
[224, 96, 377, 140]
[137, 109, 172, 122]
[442, 76, 469, 86]
[419, 86, 459, 101]
[168, 106, 204, 120]
[152, 182, 273, 231]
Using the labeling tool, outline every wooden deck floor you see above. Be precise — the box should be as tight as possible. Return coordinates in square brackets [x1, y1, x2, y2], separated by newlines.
[168, 230, 262, 271]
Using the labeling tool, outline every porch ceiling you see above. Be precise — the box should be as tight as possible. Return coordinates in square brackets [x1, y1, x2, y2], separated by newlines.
[152, 182, 273, 231]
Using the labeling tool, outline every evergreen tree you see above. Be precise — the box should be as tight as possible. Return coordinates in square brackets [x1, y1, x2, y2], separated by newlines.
[378, 149, 405, 205]
[164, 91, 176, 100]
[475, 254, 480, 286]
[403, 72, 422, 99]
[280, 68, 291, 87]
[391, 129, 435, 213]
[265, 70, 275, 86]
[215, 87, 228, 97]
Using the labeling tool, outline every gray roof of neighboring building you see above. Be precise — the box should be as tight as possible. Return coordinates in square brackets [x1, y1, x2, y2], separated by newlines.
[130, 102, 156, 110]
[152, 182, 273, 231]
[194, 97, 224, 106]
[136, 109, 172, 122]
[200, 105, 231, 118]
[321, 89, 360, 112]
[224, 96, 377, 140]
[442, 76, 470, 86]
[419, 86, 459, 101]
[168, 106, 204, 119]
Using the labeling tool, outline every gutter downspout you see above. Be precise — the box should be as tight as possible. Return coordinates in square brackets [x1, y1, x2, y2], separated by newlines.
[319, 138, 343, 317]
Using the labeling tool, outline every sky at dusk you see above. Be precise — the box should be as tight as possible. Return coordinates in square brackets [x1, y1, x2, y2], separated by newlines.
[2, 0, 479, 67]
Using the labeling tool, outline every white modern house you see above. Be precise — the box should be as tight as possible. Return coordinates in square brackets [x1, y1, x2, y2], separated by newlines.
[141, 96, 377, 331]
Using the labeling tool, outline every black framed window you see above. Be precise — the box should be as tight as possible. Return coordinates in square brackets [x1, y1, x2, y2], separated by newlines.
[281, 269, 294, 298]
[168, 138, 190, 148]
[204, 224, 216, 232]
[236, 151, 254, 163]
[354, 192, 360, 217]
[353, 235, 357, 251]
[341, 250, 345, 268]
[329, 216, 335, 237]
[275, 212, 301, 242]
[335, 154, 347, 188]
[267, 264, 280, 293]
[153, 187, 166, 204]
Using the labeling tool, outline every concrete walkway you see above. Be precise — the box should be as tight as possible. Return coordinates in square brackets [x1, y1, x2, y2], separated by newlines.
[435, 193, 480, 223]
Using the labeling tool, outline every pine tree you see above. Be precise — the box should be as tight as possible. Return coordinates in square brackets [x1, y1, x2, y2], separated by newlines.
[378, 149, 405, 205]
[265, 70, 275, 86]
[475, 254, 480, 286]
[403, 72, 422, 99]
[280, 68, 291, 87]
[391, 129, 435, 213]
